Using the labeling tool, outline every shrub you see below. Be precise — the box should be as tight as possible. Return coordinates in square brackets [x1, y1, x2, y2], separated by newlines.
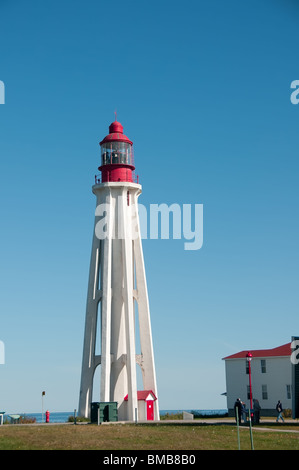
[160, 412, 183, 420]
[283, 408, 292, 418]
[19, 414, 36, 424]
[191, 411, 228, 419]
[68, 415, 90, 423]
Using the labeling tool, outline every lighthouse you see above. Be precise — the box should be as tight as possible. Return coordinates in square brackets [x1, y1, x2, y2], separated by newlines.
[78, 119, 159, 421]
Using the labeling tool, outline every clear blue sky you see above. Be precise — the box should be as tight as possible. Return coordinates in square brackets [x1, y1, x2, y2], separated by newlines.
[0, 0, 298, 413]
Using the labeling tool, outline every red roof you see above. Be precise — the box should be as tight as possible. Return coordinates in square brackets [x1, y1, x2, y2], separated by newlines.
[223, 342, 291, 360]
[124, 390, 157, 401]
[100, 121, 133, 146]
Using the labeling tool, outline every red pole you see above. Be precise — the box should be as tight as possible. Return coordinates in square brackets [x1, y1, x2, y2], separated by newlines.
[249, 361, 253, 411]
[247, 352, 253, 417]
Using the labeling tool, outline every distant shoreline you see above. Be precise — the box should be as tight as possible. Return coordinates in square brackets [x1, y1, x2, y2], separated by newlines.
[4, 409, 228, 423]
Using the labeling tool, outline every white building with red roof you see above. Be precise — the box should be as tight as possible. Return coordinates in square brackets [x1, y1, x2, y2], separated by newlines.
[223, 340, 299, 418]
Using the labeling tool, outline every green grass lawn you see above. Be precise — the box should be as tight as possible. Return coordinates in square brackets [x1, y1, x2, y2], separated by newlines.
[0, 423, 298, 450]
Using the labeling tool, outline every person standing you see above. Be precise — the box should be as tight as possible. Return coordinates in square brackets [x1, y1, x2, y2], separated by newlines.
[276, 400, 284, 422]
[234, 398, 242, 425]
[253, 399, 261, 424]
[241, 401, 247, 423]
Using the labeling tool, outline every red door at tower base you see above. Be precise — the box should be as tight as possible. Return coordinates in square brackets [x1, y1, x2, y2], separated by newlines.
[147, 400, 154, 420]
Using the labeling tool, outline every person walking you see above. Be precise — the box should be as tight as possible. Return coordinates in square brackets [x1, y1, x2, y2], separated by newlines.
[276, 400, 284, 422]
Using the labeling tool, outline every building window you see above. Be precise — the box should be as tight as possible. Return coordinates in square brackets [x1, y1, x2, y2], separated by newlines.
[262, 385, 268, 400]
[261, 359, 266, 373]
[247, 385, 250, 400]
[286, 384, 291, 400]
[246, 362, 249, 374]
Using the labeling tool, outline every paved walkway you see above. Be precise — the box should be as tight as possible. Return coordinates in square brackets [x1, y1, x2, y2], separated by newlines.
[1, 417, 299, 432]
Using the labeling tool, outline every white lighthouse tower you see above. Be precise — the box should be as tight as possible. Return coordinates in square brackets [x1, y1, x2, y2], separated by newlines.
[78, 119, 159, 421]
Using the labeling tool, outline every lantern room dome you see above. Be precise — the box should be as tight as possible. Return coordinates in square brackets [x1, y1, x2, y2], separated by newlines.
[100, 121, 133, 146]
[98, 119, 135, 183]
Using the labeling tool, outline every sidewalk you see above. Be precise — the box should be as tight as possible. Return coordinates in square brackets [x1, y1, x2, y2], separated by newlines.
[1, 416, 298, 429]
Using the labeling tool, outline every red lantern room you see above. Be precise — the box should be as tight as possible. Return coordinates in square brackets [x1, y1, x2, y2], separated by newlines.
[99, 120, 135, 183]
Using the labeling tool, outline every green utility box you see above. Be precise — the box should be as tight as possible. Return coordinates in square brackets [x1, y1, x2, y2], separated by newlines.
[91, 402, 118, 423]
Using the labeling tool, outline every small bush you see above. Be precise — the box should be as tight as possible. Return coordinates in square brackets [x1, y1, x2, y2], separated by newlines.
[19, 414, 36, 424]
[160, 412, 183, 420]
[192, 411, 228, 419]
[283, 408, 292, 418]
[68, 415, 90, 423]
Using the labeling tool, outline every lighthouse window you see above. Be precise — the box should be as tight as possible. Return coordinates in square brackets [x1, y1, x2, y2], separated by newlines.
[101, 142, 132, 166]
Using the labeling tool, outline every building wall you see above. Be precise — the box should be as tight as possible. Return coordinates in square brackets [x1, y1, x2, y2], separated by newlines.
[225, 356, 292, 416]
[137, 395, 157, 421]
[138, 401, 146, 421]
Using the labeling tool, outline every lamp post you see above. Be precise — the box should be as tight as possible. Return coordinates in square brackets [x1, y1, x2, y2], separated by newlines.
[42, 391, 45, 422]
[246, 352, 253, 413]
[246, 352, 254, 450]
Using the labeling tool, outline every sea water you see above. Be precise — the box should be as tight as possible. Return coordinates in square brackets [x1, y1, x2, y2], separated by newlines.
[20, 409, 227, 423]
